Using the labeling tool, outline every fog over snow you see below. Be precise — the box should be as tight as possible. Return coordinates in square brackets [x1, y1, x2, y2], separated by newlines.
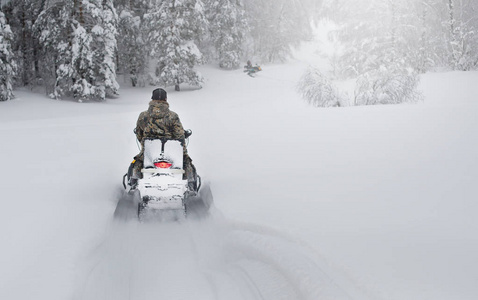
[0, 40, 478, 300]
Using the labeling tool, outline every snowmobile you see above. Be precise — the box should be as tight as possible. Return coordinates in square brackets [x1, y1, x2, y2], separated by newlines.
[115, 130, 212, 222]
[244, 64, 262, 77]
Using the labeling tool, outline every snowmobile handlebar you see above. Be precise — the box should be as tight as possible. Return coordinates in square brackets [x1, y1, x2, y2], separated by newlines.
[133, 128, 192, 139]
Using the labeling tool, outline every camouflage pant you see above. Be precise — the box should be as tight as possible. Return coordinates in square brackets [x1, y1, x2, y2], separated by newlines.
[132, 153, 196, 182]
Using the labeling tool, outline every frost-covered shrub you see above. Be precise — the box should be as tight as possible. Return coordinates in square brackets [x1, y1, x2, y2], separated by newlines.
[298, 67, 344, 107]
[354, 68, 422, 105]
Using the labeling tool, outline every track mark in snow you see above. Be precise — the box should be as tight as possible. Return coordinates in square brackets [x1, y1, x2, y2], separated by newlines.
[224, 221, 354, 300]
[75, 213, 366, 300]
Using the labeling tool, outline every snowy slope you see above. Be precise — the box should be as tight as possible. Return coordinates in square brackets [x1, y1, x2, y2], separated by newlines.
[0, 61, 477, 300]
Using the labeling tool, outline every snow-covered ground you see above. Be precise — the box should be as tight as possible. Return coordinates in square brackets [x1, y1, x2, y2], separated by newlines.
[1, 58, 477, 300]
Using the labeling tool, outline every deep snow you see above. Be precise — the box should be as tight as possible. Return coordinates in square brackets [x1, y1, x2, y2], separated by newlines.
[0, 58, 477, 300]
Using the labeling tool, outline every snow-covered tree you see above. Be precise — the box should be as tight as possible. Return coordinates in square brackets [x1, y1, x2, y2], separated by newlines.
[320, 0, 478, 75]
[34, 0, 119, 101]
[444, 0, 478, 70]
[302, 0, 426, 107]
[32, 2, 67, 97]
[116, 1, 148, 86]
[322, 0, 425, 79]
[243, 0, 313, 62]
[0, 9, 16, 101]
[2, 0, 44, 87]
[412, 0, 444, 73]
[144, 0, 207, 91]
[204, 0, 248, 69]
[91, 0, 119, 99]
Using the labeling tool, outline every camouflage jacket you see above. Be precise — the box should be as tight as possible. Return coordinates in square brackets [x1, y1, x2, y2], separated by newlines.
[136, 100, 185, 149]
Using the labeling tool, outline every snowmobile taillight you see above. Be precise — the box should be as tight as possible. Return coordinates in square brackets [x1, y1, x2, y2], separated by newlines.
[154, 161, 172, 169]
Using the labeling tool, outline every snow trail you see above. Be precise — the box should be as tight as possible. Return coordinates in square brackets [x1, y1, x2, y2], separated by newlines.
[75, 210, 363, 300]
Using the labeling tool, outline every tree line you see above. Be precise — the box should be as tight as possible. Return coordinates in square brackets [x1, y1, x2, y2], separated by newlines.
[322, 0, 478, 78]
[2, 0, 476, 104]
[299, 0, 478, 107]
[0, 0, 314, 101]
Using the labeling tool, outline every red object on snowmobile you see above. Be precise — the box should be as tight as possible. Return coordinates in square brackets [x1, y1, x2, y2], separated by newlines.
[154, 161, 172, 169]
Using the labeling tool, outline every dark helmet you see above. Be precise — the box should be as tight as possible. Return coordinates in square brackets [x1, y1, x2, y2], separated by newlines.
[151, 88, 167, 100]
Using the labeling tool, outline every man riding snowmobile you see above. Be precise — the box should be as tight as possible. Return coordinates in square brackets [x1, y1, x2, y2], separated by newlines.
[243, 61, 262, 77]
[131, 88, 198, 191]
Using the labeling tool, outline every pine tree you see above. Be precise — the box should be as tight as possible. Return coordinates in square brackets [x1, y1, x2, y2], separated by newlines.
[2, 0, 44, 87]
[92, 0, 119, 99]
[116, 0, 148, 86]
[34, 0, 119, 101]
[144, 0, 207, 91]
[37, 0, 94, 100]
[33, 1, 69, 97]
[205, 0, 248, 69]
[0, 9, 16, 101]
